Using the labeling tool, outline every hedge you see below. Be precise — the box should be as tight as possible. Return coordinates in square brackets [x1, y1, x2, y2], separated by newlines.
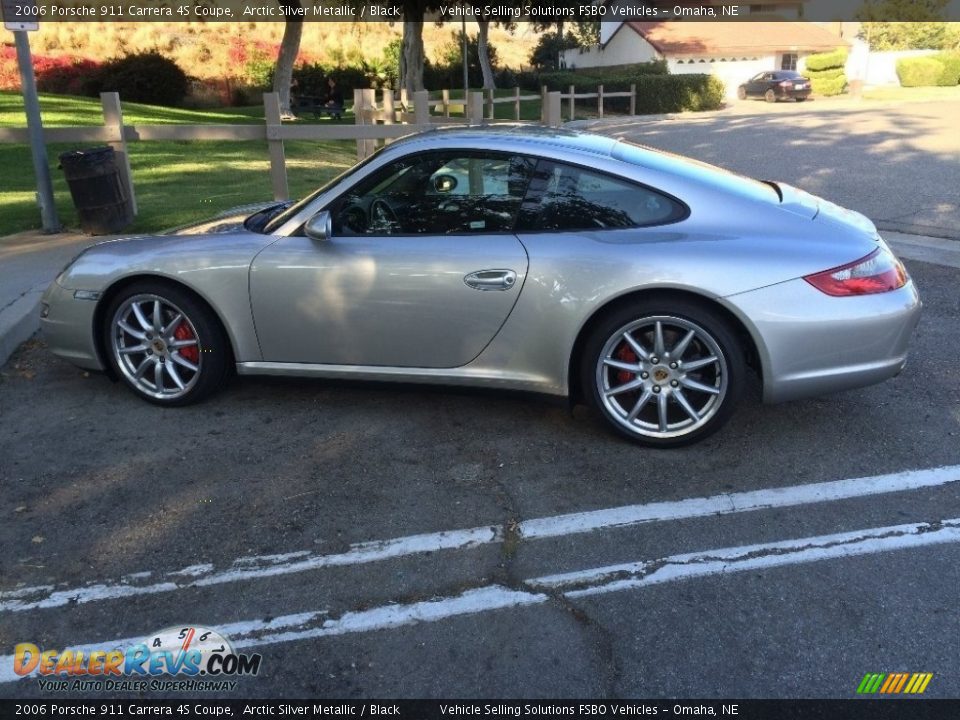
[804, 48, 847, 72]
[806, 67, 845, 81]
[896, 56, 948, 87]
[932, 52, 960, 85]
[810, 75, 847, 96]
[519, 62, 669, 92]
[804, 47, 848, 96]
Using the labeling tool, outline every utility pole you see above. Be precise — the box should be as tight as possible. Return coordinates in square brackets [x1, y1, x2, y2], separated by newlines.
[4, 2, 59, 233]
[461, 14, 469, 99]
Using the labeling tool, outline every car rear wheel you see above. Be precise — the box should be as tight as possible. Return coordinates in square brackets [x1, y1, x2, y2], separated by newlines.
[582, 299, 745, 447]
[765, 89, 777, 103]
[737, 86, 747, 100]
[104, 282, 229, 406]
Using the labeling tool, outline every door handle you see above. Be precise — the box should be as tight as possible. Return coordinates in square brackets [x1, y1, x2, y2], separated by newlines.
[464, 269, 517, 291]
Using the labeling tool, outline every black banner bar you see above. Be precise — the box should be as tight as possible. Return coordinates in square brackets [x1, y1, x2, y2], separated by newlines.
[2, 700, 960, 720]
[3, 0, 960, 23]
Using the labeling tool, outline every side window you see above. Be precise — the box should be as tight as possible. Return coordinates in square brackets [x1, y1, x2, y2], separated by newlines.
[516, 160, 686, 232]
[330, 152, 534, 236]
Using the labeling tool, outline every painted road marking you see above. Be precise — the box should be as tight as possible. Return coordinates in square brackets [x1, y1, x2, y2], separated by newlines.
[3, 518, 958, 684]
[2, 464, 959, 613]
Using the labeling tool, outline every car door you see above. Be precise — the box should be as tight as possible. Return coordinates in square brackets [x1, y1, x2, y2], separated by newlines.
[249, 150, 533, 368]
[745, 73, 764, 96]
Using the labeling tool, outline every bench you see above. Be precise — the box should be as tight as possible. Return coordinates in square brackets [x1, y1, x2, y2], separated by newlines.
[293, 95, 344, 121]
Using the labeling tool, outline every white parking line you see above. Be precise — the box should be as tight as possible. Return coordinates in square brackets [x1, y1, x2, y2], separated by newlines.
[3, 518, 958, 684]
[2, 464, 958, 613]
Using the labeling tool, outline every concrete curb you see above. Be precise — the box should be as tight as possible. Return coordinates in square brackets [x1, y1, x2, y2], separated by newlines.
[0, 284, 47, 367]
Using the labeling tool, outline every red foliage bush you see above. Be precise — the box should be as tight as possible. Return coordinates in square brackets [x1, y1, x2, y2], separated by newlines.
[0, 46, 102, 94]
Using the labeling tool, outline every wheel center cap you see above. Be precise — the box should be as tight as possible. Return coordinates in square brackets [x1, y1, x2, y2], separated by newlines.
[653, 367, 669, 382]
[153, 339, 166, 353]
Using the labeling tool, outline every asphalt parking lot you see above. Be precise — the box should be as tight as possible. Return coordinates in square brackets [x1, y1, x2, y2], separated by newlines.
[1, 257, 958, 699]
[576, 99, 960, 240]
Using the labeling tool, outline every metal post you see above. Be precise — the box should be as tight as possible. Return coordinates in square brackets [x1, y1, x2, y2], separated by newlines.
[461, 16, 469, 100]
[14, 30, 58, 233]
[569, 84, 575, 121]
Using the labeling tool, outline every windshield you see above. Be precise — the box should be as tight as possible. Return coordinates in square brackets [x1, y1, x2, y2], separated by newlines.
[613, 140, 780, 204]
[261, 147, 385, 234]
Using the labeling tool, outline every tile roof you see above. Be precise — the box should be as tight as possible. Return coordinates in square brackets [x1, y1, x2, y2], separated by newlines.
[625, 21, 848, 56]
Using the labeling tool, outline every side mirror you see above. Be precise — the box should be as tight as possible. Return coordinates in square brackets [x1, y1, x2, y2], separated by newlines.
[304, 211, 332, 241]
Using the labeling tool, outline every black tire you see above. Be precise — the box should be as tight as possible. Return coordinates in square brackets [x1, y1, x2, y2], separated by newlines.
[795, 97, 808, 102]
[581, 298, 745, 448]
[102, 280, 230, 406]
[765, 89, 777, 103]
[737, 86, 747, 100]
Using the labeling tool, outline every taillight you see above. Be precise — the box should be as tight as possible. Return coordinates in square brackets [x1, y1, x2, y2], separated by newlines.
[804, 247, 908, 296]
[779, 80, 793, 87]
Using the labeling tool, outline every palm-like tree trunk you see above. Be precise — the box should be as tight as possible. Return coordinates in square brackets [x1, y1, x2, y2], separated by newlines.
[477, 19, 496, 90]
[272, 5, 303, 117]
[401, 20, 426, 93]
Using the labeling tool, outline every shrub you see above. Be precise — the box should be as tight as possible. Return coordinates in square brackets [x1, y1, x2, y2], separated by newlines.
[291, 62, 370, 101]
[804, 48, 847, 72]
[896, 56, 947, 87]
[87, 51, 188, 106]
[810, 75, 847, 96]
[35, 57, 102, 95]
[932, 52, 960, 85]
[804, 47, 848, 96]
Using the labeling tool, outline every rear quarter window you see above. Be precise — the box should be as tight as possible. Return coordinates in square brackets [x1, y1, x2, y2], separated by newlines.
[516, 160, 688, 232]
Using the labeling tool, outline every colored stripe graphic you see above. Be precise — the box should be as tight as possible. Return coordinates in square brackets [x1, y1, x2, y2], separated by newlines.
[858, 672, 933, 694]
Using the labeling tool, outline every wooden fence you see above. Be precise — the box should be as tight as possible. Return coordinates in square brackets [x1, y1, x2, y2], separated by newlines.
[0, 89, 565, 212]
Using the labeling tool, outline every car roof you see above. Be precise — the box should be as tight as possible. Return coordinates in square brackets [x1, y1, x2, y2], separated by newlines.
[390, 124, 620, 159]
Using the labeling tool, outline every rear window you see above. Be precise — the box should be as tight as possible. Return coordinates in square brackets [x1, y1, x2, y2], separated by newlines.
[612, 140, 780, 205]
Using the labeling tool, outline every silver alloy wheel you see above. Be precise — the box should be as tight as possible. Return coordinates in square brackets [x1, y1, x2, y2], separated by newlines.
[596, 315, 729, 440]
[110, 294, 202, 401]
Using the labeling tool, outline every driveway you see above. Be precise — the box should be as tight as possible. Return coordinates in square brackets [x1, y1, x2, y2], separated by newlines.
[1, 256, 958, 699]
[574, 99, 960, 240]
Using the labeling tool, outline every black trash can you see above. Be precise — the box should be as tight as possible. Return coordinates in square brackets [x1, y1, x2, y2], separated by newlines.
[58, 147, 133, 235]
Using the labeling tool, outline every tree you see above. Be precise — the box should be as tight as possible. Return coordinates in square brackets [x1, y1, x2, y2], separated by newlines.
[856, 0, 949, 21]
[399, 0, 448, 93]
[460, 1, 519, 90]
[858, 22, 955, 49]
[272, 0, 303, 118]
[529, 31, 580, 71]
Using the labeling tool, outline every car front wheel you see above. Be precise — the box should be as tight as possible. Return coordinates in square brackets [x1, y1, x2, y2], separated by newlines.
[737, 86, 747, 100]
[104, 282, 230, 405]
[582, 300, 745, 447]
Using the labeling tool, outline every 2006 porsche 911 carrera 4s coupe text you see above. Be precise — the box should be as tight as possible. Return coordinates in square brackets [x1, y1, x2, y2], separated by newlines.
[41, 126, 921, 447]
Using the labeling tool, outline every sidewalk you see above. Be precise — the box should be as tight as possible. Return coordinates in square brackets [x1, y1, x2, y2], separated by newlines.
[0, 230, 119, 367]
[0, 228, 958, 368]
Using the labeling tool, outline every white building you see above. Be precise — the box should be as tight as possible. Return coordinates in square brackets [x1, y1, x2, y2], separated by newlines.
[563, 16, 848, 98]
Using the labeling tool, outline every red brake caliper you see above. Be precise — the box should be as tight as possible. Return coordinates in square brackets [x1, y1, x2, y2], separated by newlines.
[615, 343, 637, 385]
[173, 323, 199, 364]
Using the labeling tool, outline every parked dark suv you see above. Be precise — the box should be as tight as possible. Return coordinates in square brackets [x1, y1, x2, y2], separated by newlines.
[737, 70, 812, 103]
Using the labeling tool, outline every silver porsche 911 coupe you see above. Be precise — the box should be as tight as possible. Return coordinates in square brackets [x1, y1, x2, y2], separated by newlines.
[41, 126, 921, 447]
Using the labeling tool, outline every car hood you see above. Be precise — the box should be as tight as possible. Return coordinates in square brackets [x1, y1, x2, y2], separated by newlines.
[164, 201, 282, 236]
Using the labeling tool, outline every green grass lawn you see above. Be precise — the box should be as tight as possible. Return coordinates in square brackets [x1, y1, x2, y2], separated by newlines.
[860, 85, 960, 102]
[0, 92, 358, 236]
